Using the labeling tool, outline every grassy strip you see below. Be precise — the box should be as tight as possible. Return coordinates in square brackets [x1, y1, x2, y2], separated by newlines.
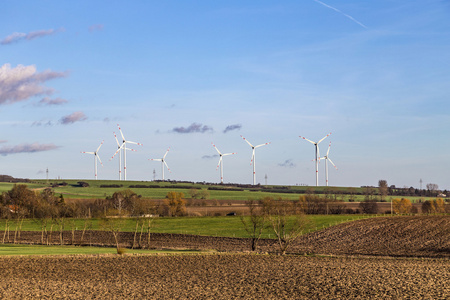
[0, 243, 202, 256]
[0, 215, 376, 239]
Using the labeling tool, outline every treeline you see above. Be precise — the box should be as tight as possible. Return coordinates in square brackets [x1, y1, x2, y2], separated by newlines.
[0, 184, 162, 220]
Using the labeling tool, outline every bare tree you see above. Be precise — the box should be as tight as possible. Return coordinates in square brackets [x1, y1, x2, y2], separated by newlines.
[240, 199, 267, 251]
[101, 217, 126, 254]
[267, 200, 308, 255]
[378, 180, 388, 201]
[359, 200, 379, 214]
[426, 183, 439, 196]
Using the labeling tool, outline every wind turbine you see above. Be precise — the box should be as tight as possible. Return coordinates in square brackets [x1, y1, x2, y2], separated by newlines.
[299, 132, 331, 186]
[111, 132, 123, 180]
[240, 135, 270, 185]
[111, 124, 143, 181]
[212, 142, 236, 184]
[320, 142, 338, 186]
[149, 147, 171, 181]
[81, 140, 104, 180]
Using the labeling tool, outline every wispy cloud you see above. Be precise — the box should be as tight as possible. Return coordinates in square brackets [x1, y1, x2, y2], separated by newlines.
[223, 124, 242, 134]
[0, 64, 68, 105]
[32, 120, 54, 127]
[278, 159, 296, 168]
[313, 0, 367, 29]
[60, 111, 87, 125]
[37, 97, 68, 106]
[89, 24, 104, 33]
[0, 143, 59, 156]
[1, 28, 64, 45]
[0, 140, 7, 144]
[202, 154, 218, 159]
[172, 123, 213, 134]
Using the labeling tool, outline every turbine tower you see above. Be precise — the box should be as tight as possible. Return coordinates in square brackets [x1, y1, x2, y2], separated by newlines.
[320, 142, 337, 186]
[111, 124, 143, 181]
[81, 140, 104, 180]
[212, 142, 236, 184]
[149, 147, 171, 181]
[299, 132, 331, 186]
[240, 135, 270, 185]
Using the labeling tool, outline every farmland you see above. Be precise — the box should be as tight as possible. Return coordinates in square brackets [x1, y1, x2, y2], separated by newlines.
[0, 254, 448, 299]
[0, 215, 449, 299]
[0, 178, 449, 298]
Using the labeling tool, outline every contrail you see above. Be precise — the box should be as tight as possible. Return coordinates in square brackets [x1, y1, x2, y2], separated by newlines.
[314, 0, 368, 29]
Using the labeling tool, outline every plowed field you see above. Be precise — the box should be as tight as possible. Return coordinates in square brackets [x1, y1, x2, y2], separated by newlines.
[0, 254, 448, 299]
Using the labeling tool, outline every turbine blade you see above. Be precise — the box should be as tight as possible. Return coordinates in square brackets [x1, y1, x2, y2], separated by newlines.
[317, 132, 332, 144]
[97, 155, 103, 166]
[113, 132, 121, 147]
[299, 136, 316, 145]
[216, 156, 223, 170]
[117, 124, 125, 142]
[164, 161, 171, 173]
[163, 147, 170, 159]
[250, 150, 255, 165]
[212, 142, 222, 155]
[150, 158, 162, 162]
[241, 135, 254, 148]
[326, 142, 331, 156]
[110, 148, 121, 160]
[127, 141, 143, 146]
[222, 152, 236, 156]
[96, 140, 104, 153]
[328, 158, 338, 169]
[81, 151, 95, 155]
[255, 142, 270, 148]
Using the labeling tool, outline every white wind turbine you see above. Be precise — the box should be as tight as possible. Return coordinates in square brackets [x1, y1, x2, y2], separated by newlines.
[81, 140, 104, 180]
[320, 142, 338, 187]
[149, 147, 171, 181]
[111, 132, 124, 180]
[111, 124, 143, 181]
[299, 132, 331, 186]
[212, 142, 236, 184]
[241, 135, 270, 185]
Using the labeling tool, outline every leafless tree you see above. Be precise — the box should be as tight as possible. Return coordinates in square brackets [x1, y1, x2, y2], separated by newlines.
[240, 199, 267, 251]
[266, 200, 308, 255]
[378, 180, 388, 201]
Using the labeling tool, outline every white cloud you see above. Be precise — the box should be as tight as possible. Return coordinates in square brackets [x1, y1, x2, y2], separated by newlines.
[60, 111, 88, 125]
[0, 143, 59, 156]
[1, 28, 63, 45]
[0, 64, 68, 105]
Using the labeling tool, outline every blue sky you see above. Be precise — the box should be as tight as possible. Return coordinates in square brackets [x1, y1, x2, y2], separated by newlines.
[1, 0, 449, 189]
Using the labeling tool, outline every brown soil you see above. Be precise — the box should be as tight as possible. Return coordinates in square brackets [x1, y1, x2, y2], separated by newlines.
[0, 254, 448, 299]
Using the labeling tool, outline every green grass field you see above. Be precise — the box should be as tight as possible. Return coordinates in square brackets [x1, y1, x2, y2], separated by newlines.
[0, 244, 202, 256]
[0, 214, 376, 239]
